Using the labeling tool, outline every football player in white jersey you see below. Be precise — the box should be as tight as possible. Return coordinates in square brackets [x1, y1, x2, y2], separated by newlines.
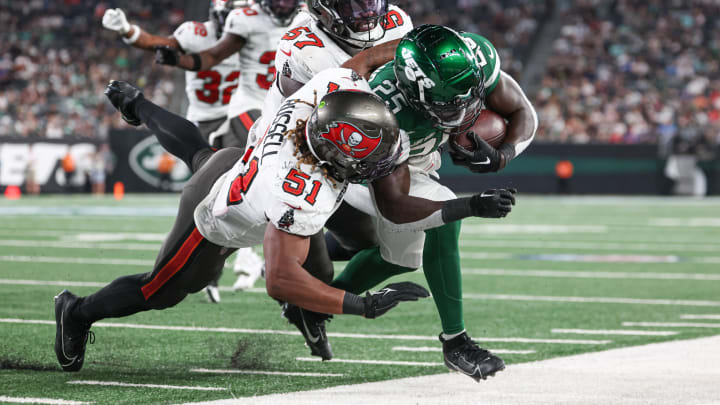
[53, 69, 434, 372]
[102, 1, 262, 302]
[154, 0, 306, 295]
[102, 0, 241, 139]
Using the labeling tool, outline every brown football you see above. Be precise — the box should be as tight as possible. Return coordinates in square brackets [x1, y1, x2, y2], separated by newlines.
[453, 109, 507, 150]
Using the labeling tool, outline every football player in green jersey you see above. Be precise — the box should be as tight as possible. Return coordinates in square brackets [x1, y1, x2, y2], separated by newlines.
[328, 24, 537, 381]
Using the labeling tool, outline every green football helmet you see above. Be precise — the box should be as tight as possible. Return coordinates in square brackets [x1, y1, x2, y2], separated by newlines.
[394, 24, 486, 133]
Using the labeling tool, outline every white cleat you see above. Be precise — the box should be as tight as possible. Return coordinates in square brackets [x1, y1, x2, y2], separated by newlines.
[232, 247, 264, 291]
[204, 285, 221, 303]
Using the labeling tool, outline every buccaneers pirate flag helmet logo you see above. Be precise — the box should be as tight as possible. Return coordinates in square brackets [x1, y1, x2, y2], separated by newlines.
[306, 90, 402, 184]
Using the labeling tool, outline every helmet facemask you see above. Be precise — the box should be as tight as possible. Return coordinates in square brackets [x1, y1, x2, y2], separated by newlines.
[422, 77, 486, 134]
[310, 0, 389, 49]
[261, 0, 301, 26]
[210, 0, 233, 39]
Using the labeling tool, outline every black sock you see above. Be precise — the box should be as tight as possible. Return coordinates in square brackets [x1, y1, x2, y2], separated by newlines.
[72, 274, 150, 325]
[134, 98, 212, 170]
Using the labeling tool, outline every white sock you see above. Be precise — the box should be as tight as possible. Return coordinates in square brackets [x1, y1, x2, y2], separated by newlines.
[441, 330, 466, 341]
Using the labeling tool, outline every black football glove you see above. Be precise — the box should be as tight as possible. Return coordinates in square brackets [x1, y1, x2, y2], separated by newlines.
[154, 45, 179, 66]
[448, 132, 515, 173]
[104, 80, 144, 126]
[469, 188, 517, 218]
[363, 282, 430, 319]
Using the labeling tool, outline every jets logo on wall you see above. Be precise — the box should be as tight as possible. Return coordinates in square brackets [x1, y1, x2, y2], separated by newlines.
[128, 136, 191, 191]
[320, 122, 382, 160]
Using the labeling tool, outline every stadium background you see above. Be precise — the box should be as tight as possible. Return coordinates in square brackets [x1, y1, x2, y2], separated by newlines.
[1, 0, 719, 195]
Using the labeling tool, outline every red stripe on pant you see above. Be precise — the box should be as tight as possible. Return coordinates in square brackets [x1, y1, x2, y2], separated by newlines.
[238, 112, 255, 131]
[141, 228, 204, 300]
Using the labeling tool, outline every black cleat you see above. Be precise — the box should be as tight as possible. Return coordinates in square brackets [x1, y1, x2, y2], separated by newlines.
[282, 303, 333, 360]
[54, 290, 94, 372]
[104, 80, 144, 126]
[440, 332, 505, 382]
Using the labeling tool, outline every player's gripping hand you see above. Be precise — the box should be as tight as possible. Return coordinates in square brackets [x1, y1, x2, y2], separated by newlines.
[469, 188, 516, 218]
[448, 132, 515, 173]
[102, 8, 131, 35]
[363, 282, 430, 319]
[154, 46, 179, 66]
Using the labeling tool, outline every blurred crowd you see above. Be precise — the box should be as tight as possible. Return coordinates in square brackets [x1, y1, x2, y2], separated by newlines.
[536, 0, 720, 144]
[0, 0, 546, 140]
[0, 0, 180, 138]
[10, 0, 718, 146]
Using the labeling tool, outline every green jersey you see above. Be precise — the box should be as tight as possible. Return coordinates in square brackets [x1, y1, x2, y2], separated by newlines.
[369, 33, 501, 163]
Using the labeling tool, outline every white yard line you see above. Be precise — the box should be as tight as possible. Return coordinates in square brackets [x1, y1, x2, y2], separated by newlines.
[0, 256, 153, 266]
[462, 268, 720, 281]
[0, 240, 158, 251]
[650, 218, 720, 227]
[461, 252, 720, 264]
[391, 346, 535, 354]
[464, 293, 720, 307]
[460, 224, 607, 234]
[0, 318, 610, 345]
[67, 380, 225, 391]
[0, 397, 93, 405]
[551, 329, 678, 336]
[0, 279, 108, 288]
[181, 335, 720, 405]
[460, 239, 720, 252]
[296, 357, 444, 367]
[190, 369, 343, 377]
[622, 321, 720, 328]
[680, 314, 720, 320]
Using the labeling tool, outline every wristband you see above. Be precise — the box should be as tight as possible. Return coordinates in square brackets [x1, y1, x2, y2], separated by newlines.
[499, 143, 516, 162]
[342, 292, 365, 316]
[122, 25, 141, 44]
[441, 197, 473, 223]
[190, 53, 202, 71]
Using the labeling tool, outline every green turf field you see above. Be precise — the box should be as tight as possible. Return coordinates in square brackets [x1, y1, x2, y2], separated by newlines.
[1, 194, 719, 404]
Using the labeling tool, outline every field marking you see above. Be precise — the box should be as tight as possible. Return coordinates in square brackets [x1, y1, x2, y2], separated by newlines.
[459, 239, 720, 253]
[190, 368, 343, 377]
[462, 268, 720, 281]
[391, 346, 535, 354]
[0, 256, 154, 266]
[463, 294, 720, 307]
[0, 207, 176, 217]
[551, 329, 678, 336]
[461, 224, 607, 234]
[0, 397, 93, 405]
[460, 252, 720, 264]
[0, 240, 158, 251]
[67, 380, 225, 391]
[0, 319, 610, 345]
[622, 322, 720, 328]
[650, 218, 720, 227]
[0, 278, 257, 292]
[680, 314, 720, 320]
[296, 357, 444, 367]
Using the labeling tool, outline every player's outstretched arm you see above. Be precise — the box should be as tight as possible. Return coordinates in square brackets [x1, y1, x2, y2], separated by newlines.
[263, 223, 429, 316]
[102, 8, 179, 51]
[341, 39, 401, 79]
[370, 162, 516, 231]
[155, 34, 245, 71]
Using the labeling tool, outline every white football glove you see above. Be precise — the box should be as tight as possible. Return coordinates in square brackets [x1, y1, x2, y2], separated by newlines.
[102, 8, 131, 35]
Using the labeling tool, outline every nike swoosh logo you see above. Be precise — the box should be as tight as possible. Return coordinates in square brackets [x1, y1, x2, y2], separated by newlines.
[59, 307, 78, 366]
[480, 192, 493, 198]
[299, 310, 320, 344]
[285, 203, 302, 210]
[280, 48, 291, 57]
[470, 157, 491, 165]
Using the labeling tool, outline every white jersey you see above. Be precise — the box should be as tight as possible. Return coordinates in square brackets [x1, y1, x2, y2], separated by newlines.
[194, 68, 370, 248]
[173, 21, 240, 123]
[258, 5, 413, 129]
[224, 4, 310, 118]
